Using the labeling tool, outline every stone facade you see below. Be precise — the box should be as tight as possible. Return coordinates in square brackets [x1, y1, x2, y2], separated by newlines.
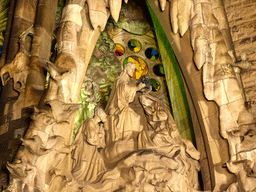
[1, 0, 256, 191]
[224, 0, 256, 113]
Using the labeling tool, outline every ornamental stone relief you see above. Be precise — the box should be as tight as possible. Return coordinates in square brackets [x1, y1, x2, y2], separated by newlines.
[0, 0, 256, 191]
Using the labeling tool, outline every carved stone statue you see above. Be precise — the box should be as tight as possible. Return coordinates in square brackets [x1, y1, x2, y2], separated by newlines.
[105, 62, 146, 142]
[137, 94, 200, 190]
[3, 0, 255, 191]
[77, 63, 201, 191]
[71, 106, 107, 182]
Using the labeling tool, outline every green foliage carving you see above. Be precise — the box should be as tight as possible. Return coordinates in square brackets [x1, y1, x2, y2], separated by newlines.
[73, 31, 121, 141]
[55, 0, 65, 28]
[107, 2, 152, 36]
[73, 79, 101, 140]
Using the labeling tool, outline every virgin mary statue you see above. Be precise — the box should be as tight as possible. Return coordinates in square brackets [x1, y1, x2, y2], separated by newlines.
[105, 62, 146, 142]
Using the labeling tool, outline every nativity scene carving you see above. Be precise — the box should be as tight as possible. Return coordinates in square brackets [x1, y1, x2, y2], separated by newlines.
[3, 0, 256, 191]
[70, 62, 201, 191]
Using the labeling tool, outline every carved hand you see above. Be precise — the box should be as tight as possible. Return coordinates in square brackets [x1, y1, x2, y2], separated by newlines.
[137, 82, 146, 91]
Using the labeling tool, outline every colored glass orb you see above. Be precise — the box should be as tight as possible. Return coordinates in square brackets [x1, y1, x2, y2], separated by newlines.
[150, 79, 160, 92]
[115, 44, 125, 56]
[123, 56, 148, 79]
[153, 64, 165, 77]
[145, 48, 159, 60]
[128, 39, 142, 52]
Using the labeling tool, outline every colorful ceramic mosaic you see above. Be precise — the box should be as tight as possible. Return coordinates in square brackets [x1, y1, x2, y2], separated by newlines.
[153, 64, 165, 77]
[145, 47, 159, 60]
[115, 43, 125, 56]
[128, 39, 141, 52]
[123, 56, 148, 79]
[150, 78, 160, 92]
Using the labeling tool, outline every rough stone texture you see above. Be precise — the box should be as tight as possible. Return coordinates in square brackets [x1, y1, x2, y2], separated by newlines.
[224, 0, 256, 114]
[0, 80, 32, 189]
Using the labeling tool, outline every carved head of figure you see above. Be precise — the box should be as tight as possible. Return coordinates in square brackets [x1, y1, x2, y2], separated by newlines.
[124, 62, 136, 78]
[94, 106, 107, 123]
[140, 94, 168, 122]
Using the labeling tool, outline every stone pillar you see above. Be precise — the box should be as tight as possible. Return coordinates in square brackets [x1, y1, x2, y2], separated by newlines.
[0, 0, 38, 189]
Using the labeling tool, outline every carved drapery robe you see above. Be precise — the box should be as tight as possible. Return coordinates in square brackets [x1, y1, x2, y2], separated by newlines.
[71, 119, 106, 182]
[137, 94, 201, 190]
[105, 73, 143, 142]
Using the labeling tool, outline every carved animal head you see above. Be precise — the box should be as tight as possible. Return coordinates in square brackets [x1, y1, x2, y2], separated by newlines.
[45, 135, 74, 153]
[0, 51, 29, 85]
[21, 135, 51, 156]
[48, 100, 81, 122]
[7, 161, 36, 186]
